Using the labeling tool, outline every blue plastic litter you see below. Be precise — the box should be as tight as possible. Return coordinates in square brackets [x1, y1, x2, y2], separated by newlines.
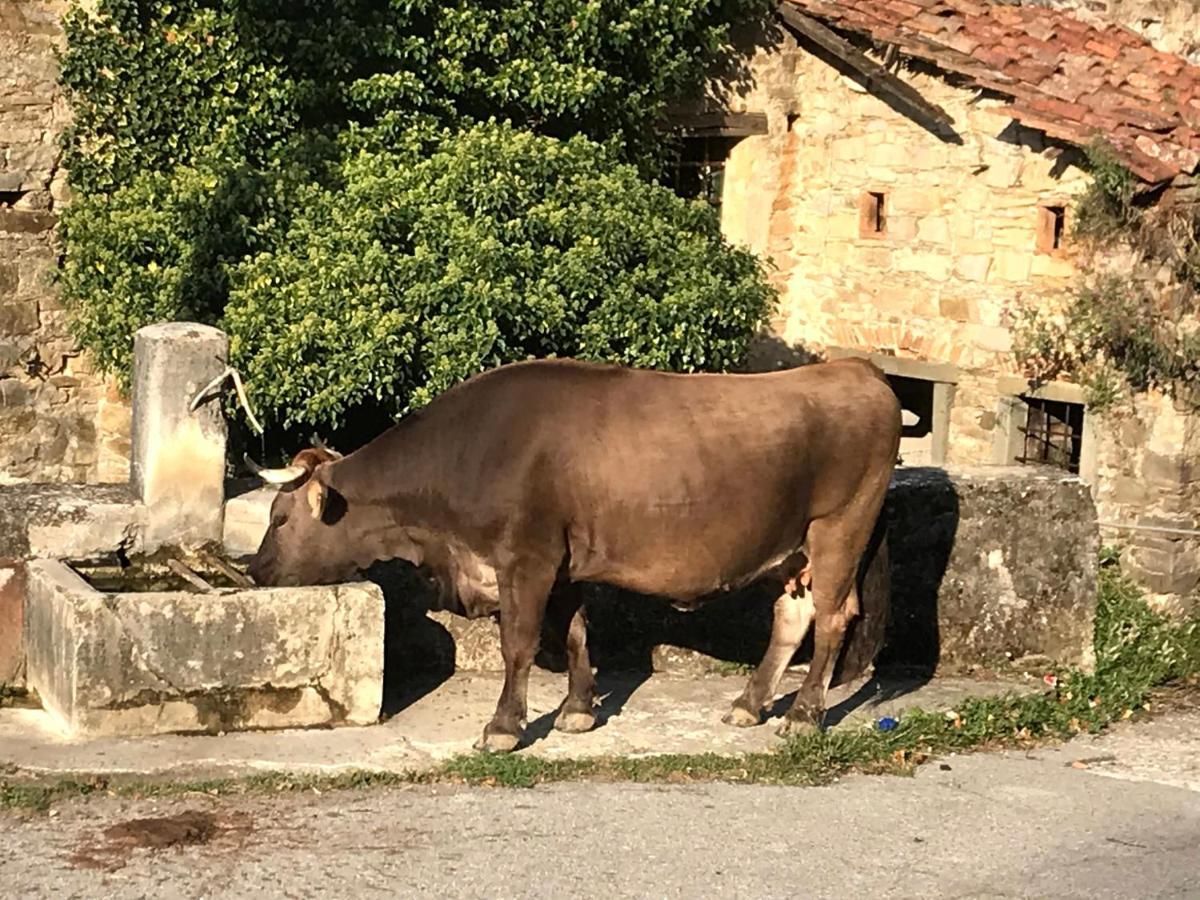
[877, 716, 899, 732]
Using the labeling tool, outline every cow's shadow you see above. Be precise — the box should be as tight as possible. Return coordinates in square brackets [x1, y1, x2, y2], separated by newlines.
[371, 467, 959, 735]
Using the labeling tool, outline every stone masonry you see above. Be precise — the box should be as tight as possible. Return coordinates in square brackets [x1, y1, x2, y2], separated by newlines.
[700, 14, 1200, 613]
[0, 1, 130, 485]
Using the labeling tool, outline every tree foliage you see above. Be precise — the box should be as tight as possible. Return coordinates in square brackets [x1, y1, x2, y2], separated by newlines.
[226, 125, 773, 428]
[59, 0, 775, 435]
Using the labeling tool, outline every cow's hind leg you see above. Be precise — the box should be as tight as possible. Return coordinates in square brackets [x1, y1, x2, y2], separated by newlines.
[475, 563, 556, 753]
[546, 584, 596, 733]
[778, 515, 868, 737]
[723, 583, 815, 727]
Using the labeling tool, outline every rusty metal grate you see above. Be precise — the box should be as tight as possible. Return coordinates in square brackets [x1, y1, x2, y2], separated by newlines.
[1016, 397, 1083, 474]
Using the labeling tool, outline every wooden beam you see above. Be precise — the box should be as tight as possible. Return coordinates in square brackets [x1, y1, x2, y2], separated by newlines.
[663, 111, 769, 137]
[776, 4, 956, 130]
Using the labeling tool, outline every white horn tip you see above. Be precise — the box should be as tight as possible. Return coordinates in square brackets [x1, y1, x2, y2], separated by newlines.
[244, 453, 307, 485]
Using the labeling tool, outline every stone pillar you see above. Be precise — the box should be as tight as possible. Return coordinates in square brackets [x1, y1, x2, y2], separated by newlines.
[131, 323, 228, 550]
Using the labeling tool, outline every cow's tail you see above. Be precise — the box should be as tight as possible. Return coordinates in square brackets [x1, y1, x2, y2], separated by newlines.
[830, 508, 891, 687]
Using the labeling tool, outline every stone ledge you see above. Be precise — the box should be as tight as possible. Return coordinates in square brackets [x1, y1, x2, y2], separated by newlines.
[223, 485, 278, 557]
[0, 484, 144, 561]
[23, 559, 384, 737]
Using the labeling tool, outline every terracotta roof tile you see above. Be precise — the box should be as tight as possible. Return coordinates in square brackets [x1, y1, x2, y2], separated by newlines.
[781, 0, 1200, 182]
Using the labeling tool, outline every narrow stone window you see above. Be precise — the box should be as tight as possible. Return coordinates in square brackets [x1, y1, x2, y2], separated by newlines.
[664, 136, 741, 211]
[859, 191, 887, 238]
[1016, 396, 1083, 473]
[1037, 204, 1067, 253]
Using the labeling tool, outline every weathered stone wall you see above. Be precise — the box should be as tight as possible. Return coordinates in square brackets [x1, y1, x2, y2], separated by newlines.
[0, 1, 130, 485]
[1090, 391, 1200, 614]
[719, 35, 1086, 463]
[701, 25, 1198, 612]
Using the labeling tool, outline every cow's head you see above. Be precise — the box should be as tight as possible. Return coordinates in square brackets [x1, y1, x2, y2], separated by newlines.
[245, 444, 359, 587]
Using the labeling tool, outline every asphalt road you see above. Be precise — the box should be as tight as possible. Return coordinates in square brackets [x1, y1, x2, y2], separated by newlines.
[2, 712, 1198, 899]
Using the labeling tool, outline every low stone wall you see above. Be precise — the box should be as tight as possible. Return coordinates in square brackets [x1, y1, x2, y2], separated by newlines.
[882, 466, 1098, 674]
[382, 465, 1099, 677]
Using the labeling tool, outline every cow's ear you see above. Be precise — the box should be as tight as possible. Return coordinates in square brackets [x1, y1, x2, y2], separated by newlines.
[306, 478, 327, 520]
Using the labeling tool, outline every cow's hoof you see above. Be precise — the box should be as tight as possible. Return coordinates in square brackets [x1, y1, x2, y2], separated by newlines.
[554, 710, 596, 734]
[722, 705, 761, 728]
[473, 729, 521, 754]
[776, 715, 822, 738]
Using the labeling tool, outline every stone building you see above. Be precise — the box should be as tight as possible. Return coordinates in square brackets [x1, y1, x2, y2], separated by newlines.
[673, 0, 1200, 611]
[0, 0, 129, 485]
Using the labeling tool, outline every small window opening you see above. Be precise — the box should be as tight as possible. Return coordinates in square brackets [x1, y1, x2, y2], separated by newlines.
[1017, 396, 1083, 473]
[664, 136, 741, 211]
[859, 191, 887, 238]
[1037, 204, 1066, 252]
[887, 374, 935, 465]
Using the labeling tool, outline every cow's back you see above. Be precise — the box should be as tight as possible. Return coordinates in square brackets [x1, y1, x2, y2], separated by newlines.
[348, 358, 897, 599]
[402, 359, 898, 599]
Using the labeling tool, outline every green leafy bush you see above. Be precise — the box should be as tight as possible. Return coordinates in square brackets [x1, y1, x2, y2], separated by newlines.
[58, 0, 776, 436]
[226, 125, 774, 429]
[1012, 274, 1200, 408]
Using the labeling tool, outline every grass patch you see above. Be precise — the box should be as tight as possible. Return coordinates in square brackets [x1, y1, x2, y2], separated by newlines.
[2, 553, 1197, 810]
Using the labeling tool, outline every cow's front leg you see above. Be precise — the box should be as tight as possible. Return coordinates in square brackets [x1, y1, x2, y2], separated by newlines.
[475, 565, 555, 753]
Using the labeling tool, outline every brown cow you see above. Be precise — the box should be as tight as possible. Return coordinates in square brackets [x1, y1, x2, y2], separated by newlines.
[246, 357, 901, 752]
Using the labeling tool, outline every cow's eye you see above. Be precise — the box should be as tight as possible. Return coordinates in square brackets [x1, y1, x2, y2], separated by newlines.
[271, 510, 289, 527]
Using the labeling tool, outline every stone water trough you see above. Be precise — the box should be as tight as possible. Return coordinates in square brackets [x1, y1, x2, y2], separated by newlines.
[1, 323, 384, 738]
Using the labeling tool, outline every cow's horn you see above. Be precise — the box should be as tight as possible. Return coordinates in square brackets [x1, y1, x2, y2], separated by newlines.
[901, 409, 920, 427]
[244, 453, 308, 485]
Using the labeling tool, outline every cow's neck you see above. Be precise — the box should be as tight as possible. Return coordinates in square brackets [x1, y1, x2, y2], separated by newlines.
[323, 432, 448, 571]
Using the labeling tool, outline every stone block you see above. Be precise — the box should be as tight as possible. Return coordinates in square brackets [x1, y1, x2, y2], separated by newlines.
[991, 250, 1033, 282]
[131, 323, 228, 549]
[0, 484, 144, 560]
[895, 250, 953, 280]
[1142, 450, 1193, 486]
[1031, 253, 1077, 279]
[939, 295, 972, 322]
[0, 301, 38, 335]
[0, 377, 31, 405]
[954, 254, 992, 282]
[882, 466, 1097, 673]
[0, 339, 21, 370]
[23, 559, 384, 737]
[0, 262, 17, 295]
[0, 209, 56, 234]
[223, 486, 278, 557]
[916, 216, 951, 244]
[0, 562, 24, 685]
